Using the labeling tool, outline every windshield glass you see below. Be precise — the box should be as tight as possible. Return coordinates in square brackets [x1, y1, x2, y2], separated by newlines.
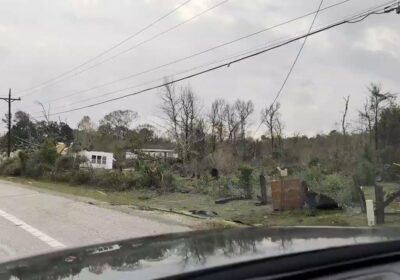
[0, 0, 399, 277]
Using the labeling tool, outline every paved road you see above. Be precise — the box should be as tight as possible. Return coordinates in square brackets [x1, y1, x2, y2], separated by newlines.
[0, 179, 191, 262]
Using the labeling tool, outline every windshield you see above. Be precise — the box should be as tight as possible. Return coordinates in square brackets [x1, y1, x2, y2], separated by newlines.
[0, 0, 399, 277]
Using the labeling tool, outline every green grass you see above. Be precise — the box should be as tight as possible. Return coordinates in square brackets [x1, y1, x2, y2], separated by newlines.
[5, 176, 400, 227]
[362, 183, 400, 212]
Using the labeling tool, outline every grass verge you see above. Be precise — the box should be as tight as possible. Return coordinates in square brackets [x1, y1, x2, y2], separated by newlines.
[4, 176, 400, 227]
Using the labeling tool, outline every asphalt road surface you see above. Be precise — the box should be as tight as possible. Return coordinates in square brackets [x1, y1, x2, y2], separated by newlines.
[0, 179, 191, 262]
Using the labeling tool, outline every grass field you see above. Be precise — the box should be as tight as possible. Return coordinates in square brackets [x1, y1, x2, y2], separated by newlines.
[4, 176, 400, 227]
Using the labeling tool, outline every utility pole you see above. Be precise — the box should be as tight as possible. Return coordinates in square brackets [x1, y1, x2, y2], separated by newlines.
[0, 89, 21, 157]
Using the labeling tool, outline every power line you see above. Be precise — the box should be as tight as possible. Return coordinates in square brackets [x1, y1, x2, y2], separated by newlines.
[17, 0, 193, 95]
[32, 33, 320, 114]
[31, 3, 396, 119]
[253, 0, 397, 138]
[0, 89, 21, 157]
[271, 0, 324, 106]
[19, 0, 229, 97]
[30, 0, 354, 107]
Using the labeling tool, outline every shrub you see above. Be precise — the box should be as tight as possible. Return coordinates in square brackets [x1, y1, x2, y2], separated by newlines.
[38, 140, 59, 166]
[238, 166, 254, 199]
[50, 171, 72, 183]
[24, 153, 51, 178]
[321, 174, 353, 206]
[139, 163, 162, 189]
[302, 167, 353, 207]
[55, 156, 76, 173]
[0, 157, 21, 176]
[70, 170, 92, 185]
[122, 171, 142, 190]
[18, 151, 28, 174]
[162, 171, 177, 192]
[355, 160, 375, 186]
[90, 170, 125, 191]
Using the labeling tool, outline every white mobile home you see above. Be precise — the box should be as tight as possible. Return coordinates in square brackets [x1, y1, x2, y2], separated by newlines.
[126, 149, 178, 161]
[80, 150, 114, 170]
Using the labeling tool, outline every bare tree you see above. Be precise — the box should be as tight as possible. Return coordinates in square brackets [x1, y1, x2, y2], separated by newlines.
[179, 86, 200, 160]
[216, 100, 226, 143]
[223, 103, 239, 144]
[160, 82, 180, 139]
[208, 99, 225, 151]
[359, 83, 394, 150]
[358, 99, 373, 143]
[235, 99, 254, 140]
[369, 84, 394, 150]
[77, 116, 96, 132]
[35, 101, 50, 123]
[160, 83, 201, 161]
[341, 96, 350, 136]
[261, 102, 281, 150]
[275, 116, 284, 151]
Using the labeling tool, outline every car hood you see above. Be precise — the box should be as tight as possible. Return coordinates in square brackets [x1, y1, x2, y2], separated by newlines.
[1, 227, 400, 280]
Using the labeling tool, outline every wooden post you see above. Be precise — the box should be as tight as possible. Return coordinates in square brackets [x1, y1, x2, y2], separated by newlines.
[375, 183, 385, 224]
[259, 173, 267, 205]
[359, 187, 366, 214]
[280, 177, 284, 212]
[353, 176, 366, 213]
[0, 89, 21, 157]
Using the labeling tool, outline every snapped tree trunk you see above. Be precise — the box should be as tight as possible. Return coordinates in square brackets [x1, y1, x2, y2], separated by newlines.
[259, 173, 267, 205]
[375, 183, 384, 224]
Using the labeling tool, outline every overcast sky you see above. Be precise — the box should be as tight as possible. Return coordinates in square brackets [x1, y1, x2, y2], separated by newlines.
[0, 0, 399, 137]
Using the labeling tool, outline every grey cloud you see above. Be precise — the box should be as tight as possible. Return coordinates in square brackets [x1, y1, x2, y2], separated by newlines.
[0, 0, 398, 136]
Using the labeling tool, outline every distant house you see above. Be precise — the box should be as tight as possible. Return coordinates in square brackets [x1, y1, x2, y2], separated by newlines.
[80, 150, 114, 170]
[126, 149, 178, 161]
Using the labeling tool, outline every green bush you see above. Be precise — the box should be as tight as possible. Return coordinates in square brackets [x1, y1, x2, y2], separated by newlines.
[139, 164, 162, 189]
[38, 140, 59, 166]
[55, 156, 76, 173]
[162, 171, 178, 192]
[238, 166, 254, 199]
[321, 174, 353, 206]
[18, 151, 28, 174]
[24, 153, 51, 178]
[50, 171, 72, 183]
[122, 171, 142, 190]
[70, 170, 92, 185]
[302, 167, 353, 207]
[0, 157, 21, 176]
[90, 170, 125, 191]
[355, 160, 375, 186]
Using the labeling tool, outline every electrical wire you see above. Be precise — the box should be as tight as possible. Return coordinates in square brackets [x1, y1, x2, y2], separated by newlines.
[252, 0, 397, 138]
[19, 0, 229, 97]
[30, 3, 395, 119]
[28, 0, 354, 107]
[16, 0, 193, 95]
[271, 0, 324, 106]
[31, 32, 318, 114]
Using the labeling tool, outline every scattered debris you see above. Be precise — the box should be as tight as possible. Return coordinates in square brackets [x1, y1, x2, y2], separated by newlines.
[304, 190, 340, 210]
[189, 210, 218, 217]
[215, 195, 247, 204]
[211, 168, 219, 179]
[96, 190, 107, 196]
[138, 195, 151, 200]
[64, 256, 77, 263]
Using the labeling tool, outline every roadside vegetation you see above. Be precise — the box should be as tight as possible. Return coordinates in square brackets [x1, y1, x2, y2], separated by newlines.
[1, 82, 400, 227]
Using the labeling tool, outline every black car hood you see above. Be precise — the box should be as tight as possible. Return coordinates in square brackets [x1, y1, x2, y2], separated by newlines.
[1, 227, 400, 280]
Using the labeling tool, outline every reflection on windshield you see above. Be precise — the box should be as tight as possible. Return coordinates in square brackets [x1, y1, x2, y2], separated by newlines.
[1, 227, 398, 280]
